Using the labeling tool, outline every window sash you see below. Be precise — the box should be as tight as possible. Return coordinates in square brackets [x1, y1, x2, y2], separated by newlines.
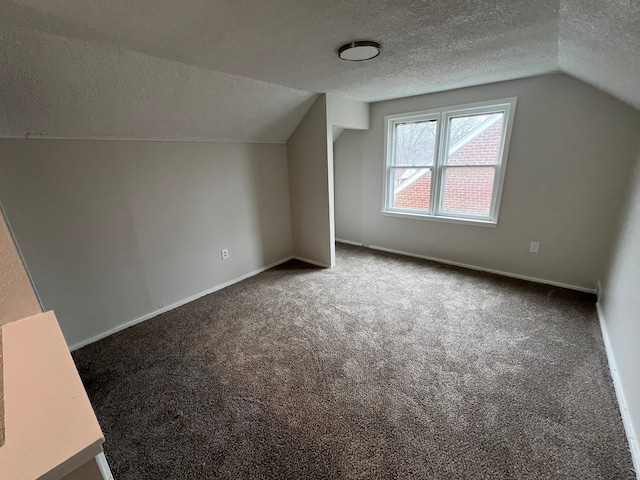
[436, 165, 498, 219]
[388, 166, 434, 214]
[389, 114, 439, 168]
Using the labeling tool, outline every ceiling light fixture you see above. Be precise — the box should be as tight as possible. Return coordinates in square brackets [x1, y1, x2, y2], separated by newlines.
[338, 41, 381, 61]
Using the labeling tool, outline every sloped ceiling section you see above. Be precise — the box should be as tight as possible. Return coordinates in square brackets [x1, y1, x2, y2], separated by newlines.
[0, 21, 316, 142]
[0, 0, 638, 142]
[3, 0, 560, 103]
[559, 0, 640, 110]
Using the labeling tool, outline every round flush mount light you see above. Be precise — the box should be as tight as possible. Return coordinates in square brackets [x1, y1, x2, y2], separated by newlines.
[338, 41, 381, 61]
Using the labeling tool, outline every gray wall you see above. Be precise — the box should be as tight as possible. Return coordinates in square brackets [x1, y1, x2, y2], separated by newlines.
[286, 93, 370, 267]
[287, 95, 334, 267]
[0, 139, 293, 348]
[327, 94, 370, 130]
[334, 73, 640, 290]
[600, 146, 640, 468]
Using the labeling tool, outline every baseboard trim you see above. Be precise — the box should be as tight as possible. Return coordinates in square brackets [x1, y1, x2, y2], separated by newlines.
[335, 238, 363, 247]
[96, 453, 114, 480]
[293, 256, 331, 268]
[367, 245, 596, 294]
[69, 256, 293, 351]
[596, 302, 640, 477]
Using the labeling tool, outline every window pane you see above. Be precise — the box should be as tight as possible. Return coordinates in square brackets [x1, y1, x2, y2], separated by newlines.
[446, 113, 503, 165]
[394, 120, 437, 166]
[441, 167, 495, 216]
[391, 168, 431, 211]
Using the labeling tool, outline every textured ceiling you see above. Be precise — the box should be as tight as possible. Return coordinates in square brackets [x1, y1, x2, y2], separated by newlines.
[0, 19, 316, 142]
[559, 0, 640, 110]
[3, 0, 561, 101]
[0, 0, 638, 141]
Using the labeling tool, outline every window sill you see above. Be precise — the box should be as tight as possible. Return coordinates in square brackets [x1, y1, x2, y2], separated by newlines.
[380, 210, 498, 228]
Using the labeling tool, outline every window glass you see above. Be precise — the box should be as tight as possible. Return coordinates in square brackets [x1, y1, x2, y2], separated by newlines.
[445, 113, 503, 166]
[391, 168, 432, 211]
[440, 167, 495, 216]
[393, 120, 437, 166]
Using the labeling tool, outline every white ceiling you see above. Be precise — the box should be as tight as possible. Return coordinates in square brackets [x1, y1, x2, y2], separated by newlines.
[559, 0, 640, 111]
[0, 19, 316, 142]
[0, 0, 638, 141]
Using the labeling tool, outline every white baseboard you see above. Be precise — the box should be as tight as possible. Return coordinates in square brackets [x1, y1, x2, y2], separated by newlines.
[96, 452, 114, 480]
[596, 280, 603, 302]
[367, 245, 596, 294]
[69, 256, 293, 351]
[335, 238, 363, 247]
[596, 302, 640, 478]
[293, 256, 331, 268]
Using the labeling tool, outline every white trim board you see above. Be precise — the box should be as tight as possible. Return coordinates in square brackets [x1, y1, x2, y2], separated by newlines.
[69, 256, 293, 351]
[596, 302, 640, 478]
[96, 453, 114, 480]
[367, 245, 596, 294]
[335, 238, 363, 247]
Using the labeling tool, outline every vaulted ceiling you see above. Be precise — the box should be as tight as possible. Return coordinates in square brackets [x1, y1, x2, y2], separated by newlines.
[1, 0, 638, 142]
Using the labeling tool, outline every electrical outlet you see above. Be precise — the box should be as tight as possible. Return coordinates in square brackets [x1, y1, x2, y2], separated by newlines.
[221, 248, 229, 260]
[529, 241, 540, 253]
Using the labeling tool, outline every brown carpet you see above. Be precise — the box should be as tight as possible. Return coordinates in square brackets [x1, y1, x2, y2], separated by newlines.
[73, 244, 634, 479]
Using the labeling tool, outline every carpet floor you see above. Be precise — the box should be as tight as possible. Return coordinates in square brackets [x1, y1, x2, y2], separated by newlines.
[73, 244, 634, 479]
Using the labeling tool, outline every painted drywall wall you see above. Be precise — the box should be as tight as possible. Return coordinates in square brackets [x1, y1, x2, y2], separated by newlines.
[328, 95, 370, 245]
[0, 139, 293, 347]
[334, 73, 640, 289]
[287, 95, 334, 267]
[599, 146, 640, 469]
[287, 94, 369, 267]
[327, 95, 370, 131]
[334, 132, 365, 244]
[0, 208, 41, 325]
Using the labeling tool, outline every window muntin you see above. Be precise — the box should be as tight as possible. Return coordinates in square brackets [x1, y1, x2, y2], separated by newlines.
[383, 98, 516, 225]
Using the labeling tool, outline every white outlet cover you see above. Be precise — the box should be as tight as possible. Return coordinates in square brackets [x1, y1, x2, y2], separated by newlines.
[530, 242, 540, 253]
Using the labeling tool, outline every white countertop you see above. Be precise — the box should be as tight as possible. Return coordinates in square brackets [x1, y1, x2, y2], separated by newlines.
[0, 311, 104, 480]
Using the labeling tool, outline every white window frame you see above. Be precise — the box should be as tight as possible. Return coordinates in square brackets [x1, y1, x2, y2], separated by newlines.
[382, 97, 517, 227]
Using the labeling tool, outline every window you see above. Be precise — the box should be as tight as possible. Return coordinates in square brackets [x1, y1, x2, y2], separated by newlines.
[383, 98, 516, 226]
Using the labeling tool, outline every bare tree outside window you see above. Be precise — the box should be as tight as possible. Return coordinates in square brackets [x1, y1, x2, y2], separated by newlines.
[393, 114, 493, 167]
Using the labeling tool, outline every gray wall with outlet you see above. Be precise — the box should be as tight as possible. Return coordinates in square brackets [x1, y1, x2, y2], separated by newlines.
[334, 74, 640, 290]
[0, 140, 293, 347]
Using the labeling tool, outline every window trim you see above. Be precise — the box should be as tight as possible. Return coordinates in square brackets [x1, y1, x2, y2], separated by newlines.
[382, 97, 517, 226]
